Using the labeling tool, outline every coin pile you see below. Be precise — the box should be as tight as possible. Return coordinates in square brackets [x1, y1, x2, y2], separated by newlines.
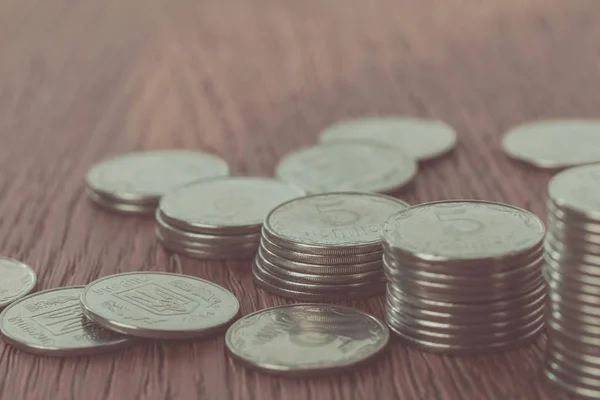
[253, 192, 410, 301]
[85, 150, 230, 214]
[382, 200, 546, 354]
[0, 272, 240, 356]
[543, 164, 600, 398]
[156, 177, 305, 259]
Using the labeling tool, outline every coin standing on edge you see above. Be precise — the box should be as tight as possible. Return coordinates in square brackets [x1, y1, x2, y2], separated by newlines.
[0, 258, 37, 309]
[319, 117, 457, 161]
[225, 304, 389, 376]
[502, 120, 600, 169]
[81, 272, 240, 339]
[0, 286, 134, 356]
[275, 140, 417, 194]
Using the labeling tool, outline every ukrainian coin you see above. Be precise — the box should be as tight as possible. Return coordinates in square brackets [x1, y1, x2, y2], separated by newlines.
[159, 177, 305, 234]
[502, 120, 600, 169]
[264, 192, 409, 254]
[225, 304, 389, 376]
[319, 117, 457, 161]
[275, 141, 417, 194]
[382, 200, 546, 262]
[0, 287, 134, 356]
[0, 258, 36, 309]
[81, 272, 240, 339]
[86, 150, 230, 203]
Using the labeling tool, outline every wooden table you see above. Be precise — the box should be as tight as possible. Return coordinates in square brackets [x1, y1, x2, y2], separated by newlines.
[1, 0, 597, 399]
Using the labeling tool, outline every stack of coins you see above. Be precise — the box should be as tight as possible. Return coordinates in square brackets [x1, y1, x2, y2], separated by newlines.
[382, 200, 546, 354]
[85, 150, 230, 214]
[543, 164, 600, 398]
[253, 192, 410, 301]
[156, 177, 305, 259]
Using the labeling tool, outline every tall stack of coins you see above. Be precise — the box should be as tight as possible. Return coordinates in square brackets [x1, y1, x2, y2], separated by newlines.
[156, 177, 305, 260]
[543, 164, 600, 398]
[253, 192, 410, 301]
[382, 200, 546, 354]
[85, 150, 230, 214]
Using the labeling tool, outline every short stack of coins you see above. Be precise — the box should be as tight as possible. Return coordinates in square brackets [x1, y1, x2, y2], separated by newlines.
[543, 164, 600, 398]
[253, 192, 410, 301]
[382, 200, 546, 354]
[156, 177, 305, 260]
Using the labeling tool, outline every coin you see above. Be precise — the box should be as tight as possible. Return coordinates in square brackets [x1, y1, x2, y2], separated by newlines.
[0, 286, 134, 356]
[86, 188, 156, 214]
[0, 258, 36, 309]
[502, 120, 600, 169]
[275, 140, 417, 194]
[225, 304, 389, 376]
[80, 272, 240, 339]
[159, 176, 305, 234]
[319, 117, 457, 161]
[86, 150, 230, 204]
[548, 163, 600, 219]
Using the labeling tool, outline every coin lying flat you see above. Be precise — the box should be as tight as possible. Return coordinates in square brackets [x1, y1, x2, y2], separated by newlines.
[275, 140, 417, 194]
[0, 258, 36, 309]
[86, 150, 230, 206]
[502, 120, 600, 169]
[80, 272, 240, 339]
[225, 304, 389, 376]
[319, 117, 457, 161]
[0, 287, 134, 356]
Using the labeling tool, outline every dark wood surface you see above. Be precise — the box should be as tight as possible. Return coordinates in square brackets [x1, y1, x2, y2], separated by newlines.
[0, 0, 598, 399]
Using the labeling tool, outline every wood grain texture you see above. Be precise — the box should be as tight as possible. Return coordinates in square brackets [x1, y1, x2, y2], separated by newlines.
[0, 0, 598, 399]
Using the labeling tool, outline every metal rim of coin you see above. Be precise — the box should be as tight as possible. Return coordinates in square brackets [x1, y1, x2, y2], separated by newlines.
[80, 272, 241, 339]
[381, 199, 546, 263]
[502, 120, 600, 169]
[156, 229, 259, 253]
[225, 303, 390, 376]
[263, 191, 410, 255]
[86, 188, 157, 214]
[0, 258, 37, 309]
[158, 176, 306, 235]
[86, 150, 230, 204]
[159, 236, 258, 260]
[275, 140, 418, 194]
[0, 286, 135, 356]
[319, 117, 458, 161]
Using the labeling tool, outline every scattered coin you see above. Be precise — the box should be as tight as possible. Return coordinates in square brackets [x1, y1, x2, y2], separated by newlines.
[275, 140, 417, 194]
[225, 304, 389, 376]
[0, 258, 37, 309]
[543, 164, 600, 396]
[502, 120, 600, 169]
[80, 272, 240, 339]
[319, 117, 457, 161]
[0, 287, 135, 356]
[382, 200, 546, 354]
[86, 150, 230, 213]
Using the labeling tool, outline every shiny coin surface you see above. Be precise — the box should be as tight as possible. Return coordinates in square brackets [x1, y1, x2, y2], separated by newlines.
[264, 192, 409, 255]
[502, 120, 600, 169]
[81, 272, 240, 339]
[0, 287, 134, 356]
[0, 258, 36, 309]
[225, 304, 389, 376]
[86, 150, 230, 203]
[159, 177, 305, 234]
[275, 141, 417, 194]
[319, 117, 457, 161]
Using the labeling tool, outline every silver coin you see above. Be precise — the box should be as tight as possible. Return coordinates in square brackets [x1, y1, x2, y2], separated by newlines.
[0, 258, 36, 309]
[156, 229, 259, 253]
[81, 272, 240, 339]
[264, 192, 409, 255]
[158, 176, 305, 234]
[0, 286, 135, 356]
[86, 150, 230, 203]
[319, 117, 457, 161]
[160, 241, 256, 260]
[86, 188, 156, 214]
[382, 200, 546, 262]
[225, 304, 389, 376]
[275, 140, 417, 194]
[548, 163, 600, 219]
[502, 120, 600, 169]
